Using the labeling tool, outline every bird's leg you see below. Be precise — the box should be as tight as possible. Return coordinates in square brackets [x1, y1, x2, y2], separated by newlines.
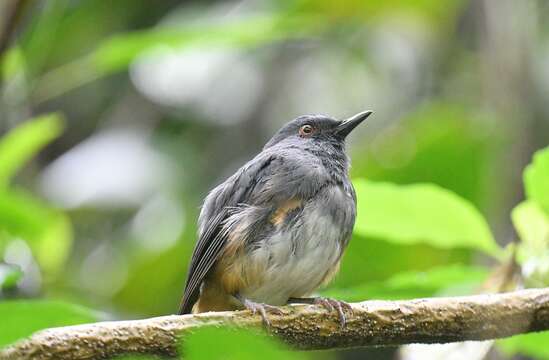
[287, 297, 353, 328]
[235, 294, 284, 326]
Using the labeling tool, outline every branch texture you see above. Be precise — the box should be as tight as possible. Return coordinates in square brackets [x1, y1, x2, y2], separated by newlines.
[1, 288, 549, 360]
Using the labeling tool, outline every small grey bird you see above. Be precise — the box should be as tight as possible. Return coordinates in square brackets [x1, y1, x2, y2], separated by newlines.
[178, 110, 373, 326]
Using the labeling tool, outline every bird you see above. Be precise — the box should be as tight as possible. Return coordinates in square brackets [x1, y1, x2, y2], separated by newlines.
[178, 110, 373, 326]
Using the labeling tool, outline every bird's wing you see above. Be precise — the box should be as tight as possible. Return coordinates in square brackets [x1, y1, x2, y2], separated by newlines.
[178, 153, 277, 314]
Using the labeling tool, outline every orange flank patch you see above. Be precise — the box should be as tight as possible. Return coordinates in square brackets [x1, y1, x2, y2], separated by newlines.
[270, 198, 302, 226]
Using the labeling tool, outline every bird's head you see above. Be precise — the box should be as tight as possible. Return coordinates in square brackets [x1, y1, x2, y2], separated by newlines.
[264, 111, 373, 150]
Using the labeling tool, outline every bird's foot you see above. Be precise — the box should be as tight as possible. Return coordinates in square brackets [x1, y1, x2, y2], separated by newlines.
[288, 297, 353, 328]
[242, 298, 284, 326]
[314, 297, 353, 328]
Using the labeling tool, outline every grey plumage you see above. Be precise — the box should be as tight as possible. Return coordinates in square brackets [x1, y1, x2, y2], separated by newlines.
[179, 111, 372, 315]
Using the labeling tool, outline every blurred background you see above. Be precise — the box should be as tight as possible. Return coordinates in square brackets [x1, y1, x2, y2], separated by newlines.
[1, 0, 549, 359]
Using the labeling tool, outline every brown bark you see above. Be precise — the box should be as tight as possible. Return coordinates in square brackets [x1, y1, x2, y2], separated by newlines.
[0, 0, 30, 57]
[1, 288, 549, 360]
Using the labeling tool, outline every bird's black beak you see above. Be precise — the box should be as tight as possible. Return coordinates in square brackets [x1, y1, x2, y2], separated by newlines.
[335, 110, 373, 139]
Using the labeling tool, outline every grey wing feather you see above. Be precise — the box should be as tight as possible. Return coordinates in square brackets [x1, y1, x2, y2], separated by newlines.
[178, 153, 275, 314]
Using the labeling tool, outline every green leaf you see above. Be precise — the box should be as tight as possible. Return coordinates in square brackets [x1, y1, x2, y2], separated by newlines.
[332, 235, 472, 289]
[512, 201, 549, 254]
[20, 0, 70, 77]
[524, 146, 549, 215]
[322, 264, 488, 302]
[296, 0, 464, 26]
[353, 179, 500, 256]
[1, 47, 26, 82]
[511, 201, 549, 286]
[0, 300, 99, 347]
[183, 327, 307, 360]
[113, 356, 163, 360]
[93, 14, 316, 73]
[0, 189, 72, 274]
[0, 263, 23, 290]
[498, 331, 549, 359]
[0, 113, 64, 189]
[92, 0, 464, 73]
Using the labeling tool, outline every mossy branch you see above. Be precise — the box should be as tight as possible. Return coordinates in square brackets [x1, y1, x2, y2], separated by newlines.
[1, 288, 549, 360]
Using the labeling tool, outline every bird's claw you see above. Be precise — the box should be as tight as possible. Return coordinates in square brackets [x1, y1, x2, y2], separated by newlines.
[314, 297, 353, 328]
[243, 299, 284, 326]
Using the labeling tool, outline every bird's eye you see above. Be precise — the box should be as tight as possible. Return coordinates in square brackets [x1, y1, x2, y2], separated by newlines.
[299, 124, 314, 137]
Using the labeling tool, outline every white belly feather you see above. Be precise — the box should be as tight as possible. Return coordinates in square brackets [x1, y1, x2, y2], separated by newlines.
[241, 201, 343, 305]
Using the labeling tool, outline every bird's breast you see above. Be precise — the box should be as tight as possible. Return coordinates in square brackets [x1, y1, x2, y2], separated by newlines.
[236, 184, 356, 304]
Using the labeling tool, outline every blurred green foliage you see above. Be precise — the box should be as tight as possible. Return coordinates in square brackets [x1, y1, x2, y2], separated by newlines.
[183, 327, 308, 360]
[0, 188, 72, 274]
[525, 147, 549, 215]
[511, 147, 549, 288]
[0, 0, 549, 359]
[330, 173, 496, 290]
[492, 145, 549, 359]
[0, 263, 22, 290]
[323, 264, 488, 302]
[352, 179, 499, 255]
[0, 114, 72, 275]
[350, 104, 498, 207]
[0, 114, 64, 188]
[499, 332, 549, 360]
[93, 15, 316, 73]
[0, 300, 99, 347]
[512, 201, 549, 286]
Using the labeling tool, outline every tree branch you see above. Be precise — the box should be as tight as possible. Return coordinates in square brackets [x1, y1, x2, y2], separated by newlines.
[1, 288, 549, 360]
[0, 0, 30, 57]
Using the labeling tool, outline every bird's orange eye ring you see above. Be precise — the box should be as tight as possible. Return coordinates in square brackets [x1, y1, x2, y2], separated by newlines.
[299, 124, 314, 137]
